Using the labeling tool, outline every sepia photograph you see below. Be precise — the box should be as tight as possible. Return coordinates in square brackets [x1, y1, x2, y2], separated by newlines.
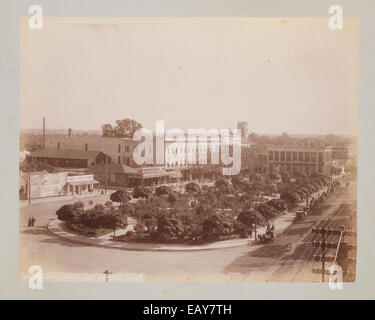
[18, 15, 358, 285]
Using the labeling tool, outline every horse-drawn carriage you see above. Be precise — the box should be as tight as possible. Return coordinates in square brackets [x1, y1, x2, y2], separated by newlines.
[257, 224, 275, 243]
[257, 232, 274, 243]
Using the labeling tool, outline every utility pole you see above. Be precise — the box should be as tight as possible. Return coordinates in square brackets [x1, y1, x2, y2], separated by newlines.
[254, 217, 257, 240]
[321, 239, 326, 282]
[312, 227, 357, 282]
[28, 170, 31, 204]
[105, 156, 108, 194]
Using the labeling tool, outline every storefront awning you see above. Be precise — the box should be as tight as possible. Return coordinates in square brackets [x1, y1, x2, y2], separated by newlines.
[67, 179, 99, 186]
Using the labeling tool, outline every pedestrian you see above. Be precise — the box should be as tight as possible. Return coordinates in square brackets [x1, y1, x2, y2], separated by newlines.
[27, 217, 31, 227]
[31, 216, 36, 227]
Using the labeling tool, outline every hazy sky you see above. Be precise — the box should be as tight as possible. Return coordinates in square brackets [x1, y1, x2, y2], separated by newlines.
[20, 17, 358, 135]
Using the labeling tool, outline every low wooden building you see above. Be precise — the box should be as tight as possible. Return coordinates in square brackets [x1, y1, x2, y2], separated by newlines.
[30, 149, 108, 169]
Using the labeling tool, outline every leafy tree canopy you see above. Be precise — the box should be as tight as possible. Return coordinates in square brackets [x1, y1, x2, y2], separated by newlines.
[101, 118, 142, 138]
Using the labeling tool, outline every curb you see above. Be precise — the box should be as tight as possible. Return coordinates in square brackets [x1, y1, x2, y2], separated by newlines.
[47, 220, 250, 252]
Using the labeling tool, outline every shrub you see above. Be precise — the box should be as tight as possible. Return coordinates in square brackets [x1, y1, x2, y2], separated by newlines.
[99, 212, 128, 236]
[237, 208, 266, 227]
[185, 182, 201, 193]
[168, 192, 179, 203]
[155, 185, 172, 196]
[267, 199, 288, 211]
[293, 171, 307, 179]
[280, 190, 301, 207]
[132, 186, 151, 199]
[134, 222, 147, 233]
[256, 203, 279, 220]
[202, 213, 235, 239]
[110, 190, 131, 204]
[268, 172, 281, 181]
[214, 178, 231, 189]
[249, 173, 264, 183]
[195, 201, 215, 217]
[155, 217, 184, 241]
[56, 204, 78, 222]
[73, 201, 85, 211]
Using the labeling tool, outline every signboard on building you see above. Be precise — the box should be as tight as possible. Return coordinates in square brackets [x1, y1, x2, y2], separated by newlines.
[29, 172, 68, 198]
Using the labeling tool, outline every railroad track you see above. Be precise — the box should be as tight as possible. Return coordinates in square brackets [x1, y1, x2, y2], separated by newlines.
[289, 192, 357, 282]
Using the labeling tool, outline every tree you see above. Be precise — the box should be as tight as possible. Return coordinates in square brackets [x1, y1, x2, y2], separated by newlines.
[202, 213, 235, 240]
[214, 178, 231, 189]
[110, 190, 131, 204]
[156, 217, 184, 241]
[115, 119, 143, 138]
[195, 201, 214, 218]
[185, 182, 201, 193]
[73, 201, 85, 213]
[132, 186, 151, 199]
[168, 191, 179, 204]
[56, 204, 78, 222]
[237, 208, 266, 227]
[99, 212, 128, 236]
[256, 203, 279, 220]
[101, 124, 115, 137]
[101, 119, 143, 138]
[155, 185, 171, 196]
[267, 199, 288, 211]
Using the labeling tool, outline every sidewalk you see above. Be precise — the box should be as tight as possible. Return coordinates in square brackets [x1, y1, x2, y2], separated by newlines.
[19, 191, 110, 209]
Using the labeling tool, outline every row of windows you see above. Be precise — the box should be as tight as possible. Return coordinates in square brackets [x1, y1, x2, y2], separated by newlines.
[269, 163, 323, 173]
[268, 151, 323, 162]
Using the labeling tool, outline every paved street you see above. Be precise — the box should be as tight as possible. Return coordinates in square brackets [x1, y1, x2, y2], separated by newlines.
[19, 183, 356, 282]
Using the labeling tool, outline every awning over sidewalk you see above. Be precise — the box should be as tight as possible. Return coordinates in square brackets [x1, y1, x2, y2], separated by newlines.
[67, 179, 99, 186]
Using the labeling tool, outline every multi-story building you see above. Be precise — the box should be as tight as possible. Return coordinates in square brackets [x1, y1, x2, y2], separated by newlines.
[326, 146, 349, 160]
[257, 145, 333, 176]
[237, 121, 249, 139]
[43, 135, 138, 167]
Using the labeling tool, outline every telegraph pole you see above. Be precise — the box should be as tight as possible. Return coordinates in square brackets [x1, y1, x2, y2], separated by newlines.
[321, 239, 326, 282]
[105, 156, 108, 194]
[312, 227, 357, 282]
[28, 170, 31, 204]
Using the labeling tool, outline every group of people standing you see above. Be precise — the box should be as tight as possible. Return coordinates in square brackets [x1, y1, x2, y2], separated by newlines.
[27, 216, 36, 227]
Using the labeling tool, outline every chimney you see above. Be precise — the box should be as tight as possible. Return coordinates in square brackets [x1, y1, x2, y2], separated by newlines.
[42, 117, 45, 149]
[68, 128, 72, 138]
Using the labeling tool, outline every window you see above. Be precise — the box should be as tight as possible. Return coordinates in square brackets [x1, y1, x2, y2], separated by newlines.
[305, 152, 310, 162]
[286, 152, 291, 161]
[268, 151, 273, 161]
[85, 143, 88, 151]
[281, 151, 285, 161]
[319, 152, 323, 162]
[125, 146, 130, 153]
[299, 152, 304, 162]
[311, 152, 317, 162]
[118, 156, 121, 164]
[292, 152, 297, 161]
[274, 151, 279, 161]
[57, 143, 60, 150]
[118, 144, 121, 153]
[269, 163, 273, 172]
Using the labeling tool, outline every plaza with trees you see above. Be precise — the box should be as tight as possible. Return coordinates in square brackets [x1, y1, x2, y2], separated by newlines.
[56, 165, 332, 244]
